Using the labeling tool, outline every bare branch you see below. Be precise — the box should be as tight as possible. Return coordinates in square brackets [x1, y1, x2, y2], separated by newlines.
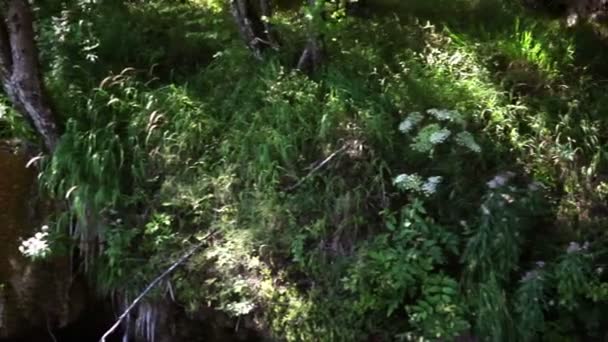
[99, 229, 219, 342]
[287, 143, 348, 192]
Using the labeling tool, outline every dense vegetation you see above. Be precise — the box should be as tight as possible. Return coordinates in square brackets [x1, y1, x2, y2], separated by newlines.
[5, 0, 608, 340]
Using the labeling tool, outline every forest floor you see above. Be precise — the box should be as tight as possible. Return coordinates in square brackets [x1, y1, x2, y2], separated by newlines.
[6, 0, 608, 340]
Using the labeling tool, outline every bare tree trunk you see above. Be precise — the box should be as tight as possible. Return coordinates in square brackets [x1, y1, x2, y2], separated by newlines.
[0, 0, 60, 152]
[230, 0, 278, 60]
[297, 0, 325, 74]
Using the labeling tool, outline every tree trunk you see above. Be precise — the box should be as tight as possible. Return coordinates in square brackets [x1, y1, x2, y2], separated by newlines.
[0, 0, 60, 152]
[259, 0, 279, 48]
[230, 0, 278, 60]
[297, 0, 325, 74]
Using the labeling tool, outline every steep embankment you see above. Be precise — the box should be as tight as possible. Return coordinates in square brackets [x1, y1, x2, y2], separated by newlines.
[0, 143, 80, 340]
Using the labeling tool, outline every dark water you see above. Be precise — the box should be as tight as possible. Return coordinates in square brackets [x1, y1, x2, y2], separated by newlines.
[0, 147, 116, 342]
[1, 303, 120, 342]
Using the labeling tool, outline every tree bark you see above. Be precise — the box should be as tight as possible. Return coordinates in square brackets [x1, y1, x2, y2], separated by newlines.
[297, 0, 325, 74]
[230, 0, 278, 60]
[259, 0, 279, 47]
[0, 0, 60, 152]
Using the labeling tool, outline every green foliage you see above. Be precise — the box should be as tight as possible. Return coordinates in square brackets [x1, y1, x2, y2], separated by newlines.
[515, 265, 547, 341]
[0, 102, 33, 140]
[98, 225, 140, 293]
[463, 183, 543, 282]
[344, 200, 465, 338]
[554, 244, 594, 310]
[462, 181, 548, 340]
[40, 76, 148, 246]
[473, 276, 515, 341]
[8, 0, 608, 340]
[499, 18, 574, 77]
[407, 275, 469, 340]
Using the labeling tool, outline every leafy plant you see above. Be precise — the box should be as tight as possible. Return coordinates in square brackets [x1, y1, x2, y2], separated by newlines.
[344, 200, 463, 338]
[407, 275, 469, 340]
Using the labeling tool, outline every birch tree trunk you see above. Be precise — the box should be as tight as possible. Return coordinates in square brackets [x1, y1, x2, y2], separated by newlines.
[0, 0, 60, 152]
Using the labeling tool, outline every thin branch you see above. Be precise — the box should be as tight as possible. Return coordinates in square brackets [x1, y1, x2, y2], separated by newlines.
[296, 45, 312, 71]
[46, 317, 58, 342]
[287, 143, 348, 192]
[99, 229, 219, 342]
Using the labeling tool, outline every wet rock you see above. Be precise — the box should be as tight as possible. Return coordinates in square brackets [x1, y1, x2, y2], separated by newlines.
[0, 142, 84, 339]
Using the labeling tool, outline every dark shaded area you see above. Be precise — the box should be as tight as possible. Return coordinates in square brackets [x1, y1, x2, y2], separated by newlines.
[1, 301, 120, 342]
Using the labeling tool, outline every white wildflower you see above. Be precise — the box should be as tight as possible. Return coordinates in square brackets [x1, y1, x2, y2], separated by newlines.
[486, 177, 503, 189]
[18, 226, 51, 259]
[528, 181, 543, 191]
[567, 13, 578, 27]
[520, 270, 540, 283]
[427, 108, 463, 123]
[398, 112, 424, 133]
[429, 128, 451, 144]
[427, 108, 448, 120]
[500, 193, 515, 204]
[393, 173, 423, 192]
[487, 172, 516, 189]
[226, 300, 256, 315]
[566, 242, 581, 254]
[455, 131, 481, 153]
[481, 204, 490, 215]
[398, 120, 414, 133]
[421, 176, 442, 195]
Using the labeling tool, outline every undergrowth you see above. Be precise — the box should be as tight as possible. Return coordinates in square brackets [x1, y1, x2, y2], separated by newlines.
[4, 0, 608, 340]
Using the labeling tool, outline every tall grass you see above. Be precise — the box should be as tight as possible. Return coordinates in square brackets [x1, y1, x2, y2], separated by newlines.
[15, 0, 608, 339]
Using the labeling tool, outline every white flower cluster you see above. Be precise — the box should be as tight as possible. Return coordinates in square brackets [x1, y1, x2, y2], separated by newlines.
[520, 261, 545, 283]
[400, 108, 482, 155]
[429, 128, 451, 144]
[393, 173, 423, 192]
[486, 171, 516, 189]
[427, 108, 463, 123]
[520, 270, 541, 283]
[410, 124, 452, 153]
[422, 176, 443, 195]
[18, 225, 50, 259]
[566, 241, 589, 254]
[0, 104, 7, 120]
[225, 300, 256, 316]
[455, 131, 481, 153]
[394, 173, 442, 196]
[398, 112, 424, 133]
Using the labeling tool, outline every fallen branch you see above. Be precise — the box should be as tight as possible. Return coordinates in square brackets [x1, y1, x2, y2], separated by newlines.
[99, 229, 218, 342]
[287, 143, 348, 192]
